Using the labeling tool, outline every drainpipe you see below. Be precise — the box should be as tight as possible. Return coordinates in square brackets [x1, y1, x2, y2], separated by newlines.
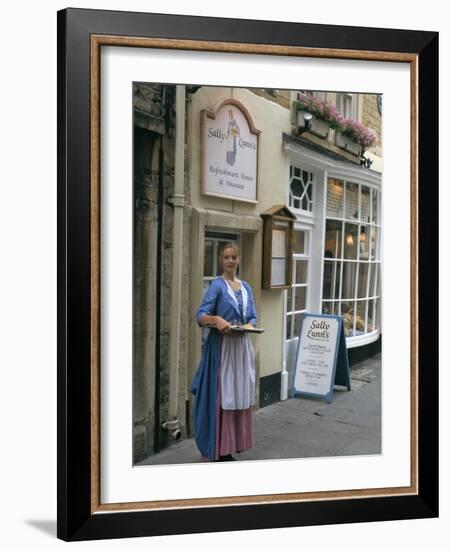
[153, 132, 164, 453]
[162, 85, 186, 441]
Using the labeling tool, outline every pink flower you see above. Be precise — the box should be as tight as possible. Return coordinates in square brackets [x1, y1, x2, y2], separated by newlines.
[295, 93, 378, 149]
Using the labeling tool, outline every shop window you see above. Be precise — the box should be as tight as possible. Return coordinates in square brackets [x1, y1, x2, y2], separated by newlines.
[289, 165, 313, 212]
[322, 179, 381, 338]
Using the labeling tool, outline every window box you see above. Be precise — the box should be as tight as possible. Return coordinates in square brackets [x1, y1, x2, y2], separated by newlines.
[297, 111, 330, 139]
[335, 132, 361, 156]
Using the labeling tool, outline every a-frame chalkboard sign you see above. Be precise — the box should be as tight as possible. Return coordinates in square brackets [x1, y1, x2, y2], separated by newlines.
[290, 313, 351, 403]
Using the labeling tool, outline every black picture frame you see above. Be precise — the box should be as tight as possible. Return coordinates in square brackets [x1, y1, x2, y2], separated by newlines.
[57, 8, 438, 542]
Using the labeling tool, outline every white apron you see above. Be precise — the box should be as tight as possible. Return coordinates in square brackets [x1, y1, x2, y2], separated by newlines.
[220, 279, 255, 410]
[220, 334, 255, 410]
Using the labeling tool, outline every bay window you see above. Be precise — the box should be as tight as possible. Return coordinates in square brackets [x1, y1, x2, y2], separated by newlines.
[322, 178, 381, 339]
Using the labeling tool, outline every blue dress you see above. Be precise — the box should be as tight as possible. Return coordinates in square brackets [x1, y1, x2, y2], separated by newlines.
[191, 277, 257, 460]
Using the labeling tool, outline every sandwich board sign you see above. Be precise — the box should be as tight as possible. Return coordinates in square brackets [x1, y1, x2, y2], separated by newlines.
[290, 313, 351, 403]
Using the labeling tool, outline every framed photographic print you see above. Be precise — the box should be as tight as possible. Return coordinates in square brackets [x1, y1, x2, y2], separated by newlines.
[57, 8, 438, 541]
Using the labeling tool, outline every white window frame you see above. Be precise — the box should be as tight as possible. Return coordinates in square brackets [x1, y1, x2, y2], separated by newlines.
[322, 178, 382, 345]
[336, 92, 358, 120]
[288, 164, 314, 214]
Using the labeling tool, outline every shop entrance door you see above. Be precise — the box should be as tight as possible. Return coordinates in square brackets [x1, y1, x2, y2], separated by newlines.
[283, 228, 311, 387]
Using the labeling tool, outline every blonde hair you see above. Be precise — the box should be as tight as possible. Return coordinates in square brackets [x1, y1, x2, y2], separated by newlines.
[219, 242, 240, 262]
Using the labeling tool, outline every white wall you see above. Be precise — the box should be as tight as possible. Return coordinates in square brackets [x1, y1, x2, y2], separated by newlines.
[0, 1, 447, 549]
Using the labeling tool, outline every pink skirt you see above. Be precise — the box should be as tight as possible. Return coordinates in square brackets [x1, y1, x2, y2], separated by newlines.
[214, 351, 254, 459]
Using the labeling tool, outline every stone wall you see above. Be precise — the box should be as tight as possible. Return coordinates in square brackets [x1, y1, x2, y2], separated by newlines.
[362, 94, 382, 151]
[133, 84, 178, 462]
[251, 88, 291, 109]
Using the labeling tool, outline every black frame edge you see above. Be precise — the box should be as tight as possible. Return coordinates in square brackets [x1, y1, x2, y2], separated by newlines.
[63, 7, 436, 53]
[417, 32, 439, 517]
[69, 494, 437, 542]
[57, 8, 68, 542]
[57, 7, 93, 541]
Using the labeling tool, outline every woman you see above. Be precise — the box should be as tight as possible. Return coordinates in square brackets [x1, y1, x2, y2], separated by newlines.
[191, 242, 257, 462]
[225, 109, 240, 166]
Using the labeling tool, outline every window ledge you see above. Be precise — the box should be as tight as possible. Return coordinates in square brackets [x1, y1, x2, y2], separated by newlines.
[345, 329, 381, 349]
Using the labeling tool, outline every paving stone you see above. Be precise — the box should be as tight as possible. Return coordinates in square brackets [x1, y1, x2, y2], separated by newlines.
[333, 436, 381, 456]
[242, 441, 334, 461]
[256, 402, 318, 426]
[281, 396, 325, 414]
[136, 354, 382, 466]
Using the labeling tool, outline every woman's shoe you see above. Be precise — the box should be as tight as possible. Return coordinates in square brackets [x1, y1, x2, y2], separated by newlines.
[218, 454, 236, 461]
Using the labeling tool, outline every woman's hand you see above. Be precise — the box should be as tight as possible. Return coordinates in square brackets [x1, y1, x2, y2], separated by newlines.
[215, 317, 232, 333]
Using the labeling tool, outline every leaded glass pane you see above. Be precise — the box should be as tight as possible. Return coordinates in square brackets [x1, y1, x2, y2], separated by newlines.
[294, 287, 306, 311]
[369, 263, 378, 297]
[306, 181, 312, 202]
[361, 186, 370, 223]
[326, 178, 344, 217]
[359, 225, 369, 259]
[289, 166, 313, 211]
[358, 263, 369, 298]
[341, 301, 356, 337]
[286, 314, 293, 340]
[293, 314, 302, 338]
[325, 220, 343, 258]
[370, 226, 378, 260]
[295, 260, 308, 284]
[323, 260, 341, 300]
[356, 300, 367, 335]
[372, 189, 378, 224]
[367, 299, 376, 333]
[345, 182, 359, 220]
[322, 301, 338, 315]
[290, 178, 303, 199]
[293, 230, 305, 254]
[344, 223, 358, 259]
[342, 261, 357, 299]
[287, 288, 293, 312]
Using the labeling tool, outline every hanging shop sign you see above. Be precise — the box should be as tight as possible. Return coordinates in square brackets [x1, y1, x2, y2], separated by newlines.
[201, 99, 260, 203]
[290, 313, 351, 403]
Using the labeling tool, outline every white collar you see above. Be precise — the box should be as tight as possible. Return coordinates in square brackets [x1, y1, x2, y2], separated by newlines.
[223, 278, 248, 318]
